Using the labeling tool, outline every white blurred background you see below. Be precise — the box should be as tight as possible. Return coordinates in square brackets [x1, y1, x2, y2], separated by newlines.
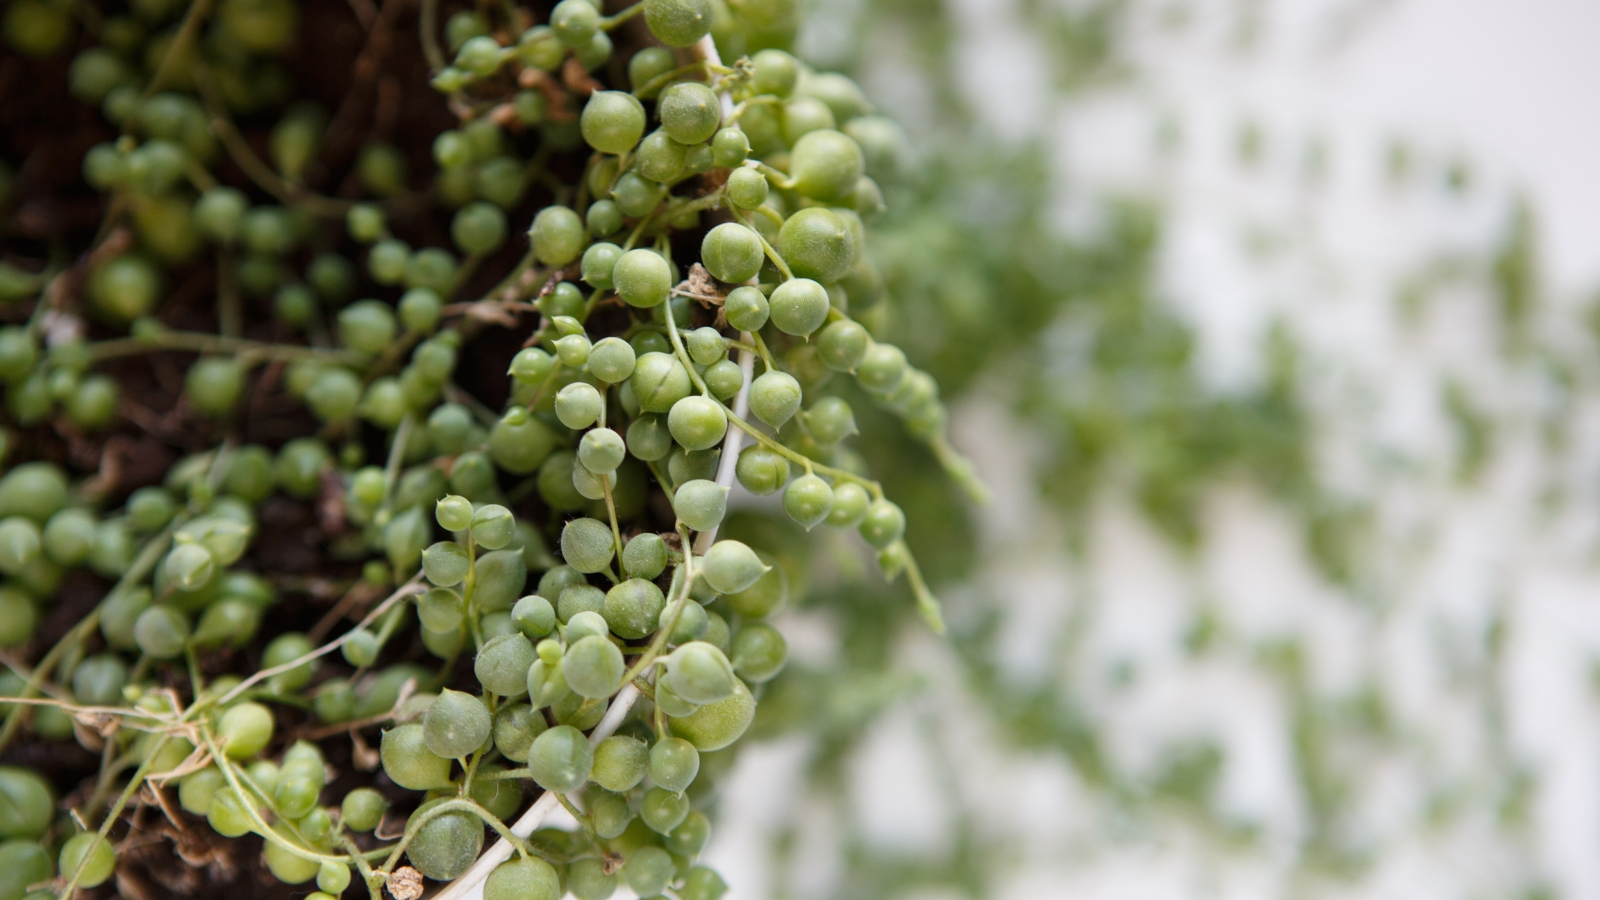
[701, 1, 1600, 898]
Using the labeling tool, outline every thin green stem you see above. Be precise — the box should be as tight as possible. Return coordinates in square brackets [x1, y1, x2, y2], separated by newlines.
[749, 204, 785, 231]
[660, 306, 710, 396]
[380, 413, 415, 514]
[84, 739, 122, 820]
[722, 95, 784, 125]
[185, 644, 205, 696]
[646, 459, 675, 501]
[365, 328, 427, 382]
[746, 160, 796, 190]
[191, 65, 350, 218]
[204, 731, 363, 868]
[145, 0, 216, 96]
[461, 743, 485, 796]
[621, 558, 689, 685]
[0, 517, 186, 751]
[630, 60, 712, 98]
[479, 248, 539, 304]
[716, 399, 882, 497]
[599, 0, 645, 31]
[580, 286, 607, 323]
[602, 477, 625, 570]
[526, 360, 566, 411]
[87, 331, 361, 365]
[750, 332, 776, 372]
[339, 833, 386, 900]
[184, 159, 218, 192]
[622, 212, 658, 252]
[653, 683, 669, 737]
[60, 735, 171, 899]
[740, 211, 792, 280]
[665, 188, 729, 219]
[901, 547, 946, 634]
[608, 151, 633, 195]
[554, 792, 600, 844]
[462, 536, 484, 652]
[448, 252, 485, 299]
[478, 766, 531, 780]
[444, 382, 501, 427]
[381, 798, 528, 873]
[928, 433, 990, 505]
[354, 599, 410, 681]
[213, 572, 425, 707]
[420, 0, 445, 71]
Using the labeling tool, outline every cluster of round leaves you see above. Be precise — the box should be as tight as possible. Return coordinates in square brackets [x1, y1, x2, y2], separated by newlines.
[0, 0, 960, 895]
[516, 41, 926, 561]
[0, 452, 321, 675]
[367, 494, 784, 894]
[0, 762, 115, 900]
[432, 0, 722, 96]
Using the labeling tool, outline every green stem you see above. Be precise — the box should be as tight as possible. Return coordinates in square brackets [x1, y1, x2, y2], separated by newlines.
[749, 204, 785, 231]
[665, 188, 728, 218]
[87, 332, 361, 365]
[646, 459, 675, 502]
[599, 0, 645, 31]
[478, 767, 531, 781]
[84, 740, 121, 820]
[462, 537, 484, 653]
[448, 252, 485, 300]
[750, 332, 776, 372]
[900, 545, 946, 634]
[213, 572, 425, 707]
[145, 0, 217, 96]
[0, 517, 185, 752]
[339, 833, 386, 900]
[580, 286, 607, 323]
[380, 413, 415, 515]
[185, 644, 205, 696]
[365, 328, 426, 382]
[461, 742, 485, 796]
[553, 792, 601, 844]
[602, 476, 625, 571]
[928, 433, 990, 506]
[205, 731, 366, 868]
[660, 305, 710, 396]
[724, 96, 785, 126]
[381, 798, 528, 873]
[479, 248, 539, 304]
[621, 559, 688, 685]
[717, 400, 882, 498]
[444, 382, 500, 427]
[191, 65, 349, 218]
[420, 0, 445, 71]
[740, 211, 793, 280]
[60, 735, 170, 899]
[747, 160, 796, 191]
[621, 207, 661, 252]
[355, 600, 410, 678]
[185, 158, 218, 192]
[526, 361, 566, 411]
[630, 61, 709, 98]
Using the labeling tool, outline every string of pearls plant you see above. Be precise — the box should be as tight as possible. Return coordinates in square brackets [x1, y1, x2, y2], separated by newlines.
[0, 0, 981, 897]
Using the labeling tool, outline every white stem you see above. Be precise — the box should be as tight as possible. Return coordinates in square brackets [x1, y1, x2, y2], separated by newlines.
[433, 684, 639, 900]
[698, 334, 755, 554]
[697, 34, 737, 120]
[440, 336, 754, 900]
[439, 40, 749, 899]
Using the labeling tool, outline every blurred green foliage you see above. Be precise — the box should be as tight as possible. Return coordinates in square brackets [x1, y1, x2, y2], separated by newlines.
[733, 0, 1570, 898]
